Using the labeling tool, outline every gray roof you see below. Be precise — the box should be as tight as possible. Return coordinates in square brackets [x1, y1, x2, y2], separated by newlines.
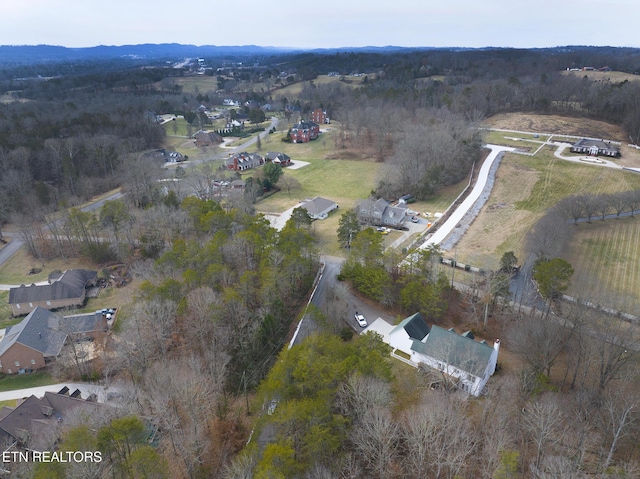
[413, 325, 495, 377]
[571, 138, 619, 153]
[381, 205, 407, 224]
[359, 198, 388, 219]
[300, 197, 338, 217]
[395, 312, 430, 341]
[0, 389, 102, 447]
[0, 308, 67, 358]
[60, 312, 108, 335]
[9, 269, 97, 305]
[265, 151, 291, 162]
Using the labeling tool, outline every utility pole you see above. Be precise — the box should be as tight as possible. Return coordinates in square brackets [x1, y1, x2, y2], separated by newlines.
[451, 248, 457, 290]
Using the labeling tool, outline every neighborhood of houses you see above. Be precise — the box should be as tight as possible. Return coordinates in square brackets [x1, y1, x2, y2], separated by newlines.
[2, 269, 113, 375]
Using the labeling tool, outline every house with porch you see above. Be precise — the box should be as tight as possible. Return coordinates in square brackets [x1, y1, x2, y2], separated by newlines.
[367, 313, 500, 396]
[225, 152, 264, 171]
[570, 138, 620, 157]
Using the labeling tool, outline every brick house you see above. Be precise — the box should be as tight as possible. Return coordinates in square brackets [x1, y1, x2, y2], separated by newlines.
[264, 151, 292, 166]
[225, 152, 264, 171]
[290, 121, 320, 143]
[0, 307, 108, 374]
[310, 109, 329, 125]
[9, 269, 97, 316]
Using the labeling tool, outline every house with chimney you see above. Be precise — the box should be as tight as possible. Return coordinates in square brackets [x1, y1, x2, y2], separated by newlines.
[366, 312, 500, 396]
[225, 152, 264, 171]
[310, 108, 329, 125]
[0, 387, 103, 450]
[289, 120, 320, 143]
[570, 138, 620, 157]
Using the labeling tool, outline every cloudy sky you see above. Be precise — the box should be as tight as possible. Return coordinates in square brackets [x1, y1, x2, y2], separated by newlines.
[2, 0, 639, 49]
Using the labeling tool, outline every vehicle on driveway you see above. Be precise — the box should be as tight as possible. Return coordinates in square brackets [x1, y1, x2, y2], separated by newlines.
[354, 312, 367, 328]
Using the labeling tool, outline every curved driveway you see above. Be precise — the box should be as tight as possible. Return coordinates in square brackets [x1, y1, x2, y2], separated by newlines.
[420, 144, 515, 249]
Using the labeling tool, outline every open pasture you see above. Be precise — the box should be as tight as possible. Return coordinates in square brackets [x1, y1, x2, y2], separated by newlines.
[453, 146, 640, 269]
[565, 216, 640, 311]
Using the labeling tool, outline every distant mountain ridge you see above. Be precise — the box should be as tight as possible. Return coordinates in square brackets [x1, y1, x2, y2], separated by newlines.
[0, 43, 300, 64]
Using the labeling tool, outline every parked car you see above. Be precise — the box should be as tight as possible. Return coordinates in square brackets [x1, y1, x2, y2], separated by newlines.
[411, 216, 419, 223]
[354, 312, 367, 328]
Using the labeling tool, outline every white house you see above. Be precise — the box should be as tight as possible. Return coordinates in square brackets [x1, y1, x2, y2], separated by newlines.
[378, 313, 499, 396]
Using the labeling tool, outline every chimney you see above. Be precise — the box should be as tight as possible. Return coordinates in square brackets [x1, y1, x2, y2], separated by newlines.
[494, 339, 501, 352]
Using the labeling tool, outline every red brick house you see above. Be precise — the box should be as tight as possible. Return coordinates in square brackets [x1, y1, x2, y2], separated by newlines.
[310, 109, 328, 124]
[225, 152, 264, 171]
[265, 152, 292, 166]
[290, 121, 320, 143]
[0, 307, 108, 374]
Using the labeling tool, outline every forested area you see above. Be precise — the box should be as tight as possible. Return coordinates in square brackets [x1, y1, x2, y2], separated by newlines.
[2, 46, 640, 478]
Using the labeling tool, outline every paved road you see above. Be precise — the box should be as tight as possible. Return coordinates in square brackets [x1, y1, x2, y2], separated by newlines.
[0, 233, 23, 270]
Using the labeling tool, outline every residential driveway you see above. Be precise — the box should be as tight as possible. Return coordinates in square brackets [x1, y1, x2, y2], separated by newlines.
[420, 144, 515, 249]
[0, 233, 23, 270]
[286, 160, 310, 170]
[553, 142, 623, 169]
[262, 203, 302, 231]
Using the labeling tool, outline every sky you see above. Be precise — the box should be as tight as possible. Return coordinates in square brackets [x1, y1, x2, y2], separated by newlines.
[2, 0, 639, 50]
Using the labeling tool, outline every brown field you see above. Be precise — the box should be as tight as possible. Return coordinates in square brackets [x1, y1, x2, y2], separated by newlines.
[450, 156, 542, 268]
[454, 149, 640, 269]
[482, 112, 627, 140]
[561, 69, 640, 84]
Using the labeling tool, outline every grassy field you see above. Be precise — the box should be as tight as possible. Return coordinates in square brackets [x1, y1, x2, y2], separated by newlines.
[271, 75, 367, 99]
[0, 248, 96, 286]
[565, 216, 640, 310]
[253, 126, 468, 257]
[561, 70, 640, 84]
[0, 371, 55, 392]
[453, 146, 640, 269]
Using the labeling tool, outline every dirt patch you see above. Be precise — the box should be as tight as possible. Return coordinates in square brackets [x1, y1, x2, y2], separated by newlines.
[324, 149, 370, 160]
[483, 113, 627, 141]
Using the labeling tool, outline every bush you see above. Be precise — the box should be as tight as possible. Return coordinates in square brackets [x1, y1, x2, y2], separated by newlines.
[339, 327, 354, 341]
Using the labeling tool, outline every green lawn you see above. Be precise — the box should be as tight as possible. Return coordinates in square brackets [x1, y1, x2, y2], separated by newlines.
[0, 371, 56, 392]
[566, 216, 640, 311]
[514, 148, 640, 213]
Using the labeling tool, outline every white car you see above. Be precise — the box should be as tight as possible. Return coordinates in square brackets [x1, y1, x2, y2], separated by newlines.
[355, 312, 367, 328]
